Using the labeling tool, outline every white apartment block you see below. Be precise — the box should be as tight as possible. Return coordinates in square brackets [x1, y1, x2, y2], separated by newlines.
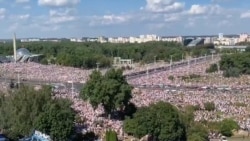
[21, 38, 40, 42]
[213, 37, 239, 46]
[204, 37, 212, 44]
[70, 38, 85, 42]
[108, 37, 129, 43]
[239, 33, 250, 42]
[161, 36, 183, 43]
[98, 36, 108, 43]
[68, 33, 250, 45]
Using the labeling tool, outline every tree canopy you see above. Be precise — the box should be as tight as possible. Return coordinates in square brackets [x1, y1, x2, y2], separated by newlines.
[80, 68, 133, 117]
[0, 41, 182, 67]
[105, 130, 118, 141]
[0, 41, 215, 68]
[206, 63, 218, 73]
[124, 101, 186, 141]
[220, 53, 250, 77]
[0, 86, 75, 140]
[219, 119, 239, 137]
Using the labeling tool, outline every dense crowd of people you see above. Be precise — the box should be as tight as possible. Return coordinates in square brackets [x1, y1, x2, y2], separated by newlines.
[1, 55, 250, 140]
[0, 62, 92, 83]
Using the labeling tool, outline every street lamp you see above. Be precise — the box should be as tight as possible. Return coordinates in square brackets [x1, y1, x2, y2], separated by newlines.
[68, 81, 74, 99]
[96, 62, 100, 71]
[154, 56, 156, 65]
[170, 55, 173, 72]
[15, 69, 21, 88]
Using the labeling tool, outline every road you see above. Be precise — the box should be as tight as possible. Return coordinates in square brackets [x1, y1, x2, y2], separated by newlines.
[125, 54, 219, 80]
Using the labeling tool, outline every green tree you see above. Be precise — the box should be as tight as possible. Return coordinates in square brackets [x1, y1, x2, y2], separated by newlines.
[245, 46, 250, 52]
[105, 130, 118, 141]
[187, 123, 208, 141]
[219, 119, 239, 137]
[206, 63, 218, 73]
[168, 75, 175, 81]
[124, 101, 186, 141]
[204, 102, 215, 111]
[223, 67, 240, 77]
[35, 99, 75, 141]
[80, 68, 133, 117]
[0, 86, 75, 140]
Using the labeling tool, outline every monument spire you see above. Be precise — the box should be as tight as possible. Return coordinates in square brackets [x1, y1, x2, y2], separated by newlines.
[13, 33, 17, 63]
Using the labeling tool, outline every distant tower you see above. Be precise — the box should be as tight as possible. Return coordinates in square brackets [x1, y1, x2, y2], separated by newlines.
[13, 33, 17, 63]
[218, 33, 223, 40]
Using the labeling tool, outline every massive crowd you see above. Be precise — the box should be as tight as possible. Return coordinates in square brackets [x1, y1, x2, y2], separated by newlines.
[1, 55, 250, 140]
[0, 62, 92, 83]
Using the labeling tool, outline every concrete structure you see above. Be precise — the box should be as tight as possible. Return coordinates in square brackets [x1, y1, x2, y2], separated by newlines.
[216, 45, 247, 52]
[113, 57, 134, 68]
[187, 38, 205, 47]
[13, 33, 17, 63]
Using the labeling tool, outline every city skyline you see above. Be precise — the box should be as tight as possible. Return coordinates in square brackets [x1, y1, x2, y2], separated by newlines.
[0, 0, 250, 38]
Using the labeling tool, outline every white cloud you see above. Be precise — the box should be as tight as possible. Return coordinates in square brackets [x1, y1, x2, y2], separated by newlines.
[241, 11, 250, 18]
[218, 20, 231, 27]
[189, 5, 208, 15]
[8, 22, 19, 32]
[46, 9, 76, 24]
[0, 8, 6, 20]
[164, 14, 180, 22]
[144, 0, 185, 13]
[16, 0, 29, 3]
[211, 0, 232, 3]
[90, 14, 131, 26]
[188, 4, 222, 15]
[19, 14, 30, 20]
[38, 0, 80, 7]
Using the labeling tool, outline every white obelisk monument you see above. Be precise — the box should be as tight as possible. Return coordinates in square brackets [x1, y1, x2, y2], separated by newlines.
[13, 33, 17, 63]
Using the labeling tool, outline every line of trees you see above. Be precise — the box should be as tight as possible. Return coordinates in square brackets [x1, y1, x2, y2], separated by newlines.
[219, 53, 250, 77]
[0, 41, 214, 68]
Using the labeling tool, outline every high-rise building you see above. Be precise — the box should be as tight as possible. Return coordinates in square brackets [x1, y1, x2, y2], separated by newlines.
[218, 33, 224, 40]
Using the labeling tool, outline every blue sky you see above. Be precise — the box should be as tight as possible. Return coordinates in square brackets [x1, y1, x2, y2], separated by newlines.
[0, 0, 250, 38]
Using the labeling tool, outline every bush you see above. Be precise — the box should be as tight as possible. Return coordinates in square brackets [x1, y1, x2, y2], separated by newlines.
[206, 63, 218, 73]
[105, 130, 118, 141]
[168, 75, 175, 81]
[223, 67, 240, 78]
[219, 119, 239, 137]
[204, 102, 215, 111]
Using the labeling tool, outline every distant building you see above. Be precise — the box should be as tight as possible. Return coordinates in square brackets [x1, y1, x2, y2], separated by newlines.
[98, 36, 108, 43]
[183, 38, 194, 46]
[239, 33, 249, 42]
[216, 45, 247, 52]
[21, 38, 40, 42]
[187, 38, 205, 47]
[5, 48, 43, 63]
[161, 36, 183, 43]
[218, 33, 224, 40]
